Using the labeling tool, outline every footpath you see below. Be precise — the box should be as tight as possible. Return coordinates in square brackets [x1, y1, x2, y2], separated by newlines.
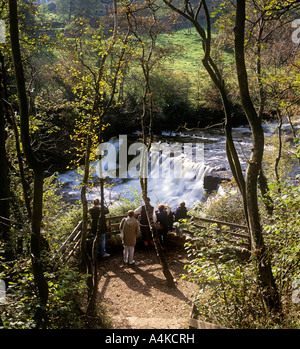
[97, 235, 198, 329]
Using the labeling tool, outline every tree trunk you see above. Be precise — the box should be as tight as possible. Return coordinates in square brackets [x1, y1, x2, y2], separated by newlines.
[274, 108, 283, 185]
[196, 13, 249, 228]
[9, 0, 48, 326]
[140, 188, 176, 289]
[234, 0, 281, 313]
[31, 170, 48, 328]
[4, 99, 32, 220]
[0, 51, 11, 260]
[80, 132, 91, 263]
[163, 0, 249, 228]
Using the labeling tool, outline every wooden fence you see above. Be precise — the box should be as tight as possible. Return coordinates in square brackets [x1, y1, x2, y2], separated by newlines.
[52, 215, 250, 268]
[183, 216, 250, 249]
[51, 215, 127, 269]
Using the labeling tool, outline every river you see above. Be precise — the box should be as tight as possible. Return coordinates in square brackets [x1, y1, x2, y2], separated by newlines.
[57, 120, 299, 209]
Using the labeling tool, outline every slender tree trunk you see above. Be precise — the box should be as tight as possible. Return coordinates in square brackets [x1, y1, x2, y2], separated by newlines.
[286, 110, 300, 166]
[4, 100, 32, 219]
[31, 170, 48, 327]
[140, 185, 176, 289]
[274, 108, 283, 185]
[0, 51, 11, 260]
[80, 132, 92, 263]
[0, 88, 11, 260]
[9, 0, 48, 326]
[196, 11, 249, 229]
[234, 0, 281, 313]
[129, 2, 175, 287]
[80, 129, 94, 314]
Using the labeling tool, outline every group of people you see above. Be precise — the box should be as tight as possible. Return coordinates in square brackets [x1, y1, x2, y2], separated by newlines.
[88, 197, 188, 265]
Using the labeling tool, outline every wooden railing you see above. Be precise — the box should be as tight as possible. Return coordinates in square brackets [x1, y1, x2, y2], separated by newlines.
[184, 216, 250, 249]
[106, 215, 126, 234]
[52, 221, 82, 270]
[52, 215, 250, 268]
[51, 215, 126, 269]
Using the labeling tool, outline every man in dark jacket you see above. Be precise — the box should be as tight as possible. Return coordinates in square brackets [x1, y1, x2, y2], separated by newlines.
[89, 198, 110, 257]
[156, 204, 169, 250]
[174, 201, 187, 236]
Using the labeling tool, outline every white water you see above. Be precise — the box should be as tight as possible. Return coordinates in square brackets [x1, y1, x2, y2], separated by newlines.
[57, 121, 299, 209]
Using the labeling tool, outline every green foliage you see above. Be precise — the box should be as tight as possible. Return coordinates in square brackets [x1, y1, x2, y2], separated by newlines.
[45, 266, 87, 329]
[263, 181, 300, 298]
[184, 224, 267, 328]
[108, 185, 143, 216]
[193, 180, 246, 225]
[0, 176, 89, 329]
[42, 175, 83, 250]
[184, 179, 300, 329]
[123, 67, 195, 127]
[1, 259, 87, 329]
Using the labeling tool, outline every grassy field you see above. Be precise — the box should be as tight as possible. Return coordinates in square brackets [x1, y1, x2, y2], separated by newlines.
[157, 27, 205, 78]
[155, 27, 235, 107]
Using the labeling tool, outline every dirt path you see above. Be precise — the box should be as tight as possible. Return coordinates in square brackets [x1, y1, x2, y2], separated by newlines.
[97, 235, 199, 329]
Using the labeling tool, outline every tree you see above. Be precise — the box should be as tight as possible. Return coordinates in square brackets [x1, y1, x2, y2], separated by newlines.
[126, 1, 176, 288]
[163, 0, 247, 220]
[212, 0, 299, 211]
[234, 0, 281, 312]
[163, 0, 281, 312]
[8, 0, 48, 327]
[57, 0, 132, 320]
[0, 52, 11, 260]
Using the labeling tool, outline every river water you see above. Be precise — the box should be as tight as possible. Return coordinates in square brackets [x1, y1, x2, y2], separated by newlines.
[57, 120, 299, 209]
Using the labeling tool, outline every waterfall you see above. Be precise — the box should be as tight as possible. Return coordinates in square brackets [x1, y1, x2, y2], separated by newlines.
[56, 120, 300, 208]
[58, 137, 211, 208]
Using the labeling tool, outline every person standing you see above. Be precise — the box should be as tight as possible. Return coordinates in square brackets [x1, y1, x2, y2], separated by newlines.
[174, 201, 188, 236]
[134, 196, 156, 249]
[89, 198, 110, 258]
[119, 210, 140, 265]
[156, 204, 169, 250]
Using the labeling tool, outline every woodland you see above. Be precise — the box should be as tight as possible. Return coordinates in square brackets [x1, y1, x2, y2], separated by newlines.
[0, 0, 299, 329]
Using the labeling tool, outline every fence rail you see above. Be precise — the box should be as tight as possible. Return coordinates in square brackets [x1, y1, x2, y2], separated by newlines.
[51, 215, 127, 268]
[184, 216, 250, 249]
[52, 215, 250, 268]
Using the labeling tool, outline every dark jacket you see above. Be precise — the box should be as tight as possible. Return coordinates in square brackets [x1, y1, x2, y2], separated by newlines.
[140, 205, 154, 226]
[89, 205, 109, 235]
[156, 210, 169, 231]
[175, 206, 187, 222]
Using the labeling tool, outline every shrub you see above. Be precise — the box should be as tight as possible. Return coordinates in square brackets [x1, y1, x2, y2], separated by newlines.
[192, 180, 246, 225]
[184, 180, 300, 328]
[184, 224, 268, 328]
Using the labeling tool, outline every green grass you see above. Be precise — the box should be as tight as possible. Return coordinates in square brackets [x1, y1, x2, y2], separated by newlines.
[155, 27, 235, 107]
[157, 27, 207, 81]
